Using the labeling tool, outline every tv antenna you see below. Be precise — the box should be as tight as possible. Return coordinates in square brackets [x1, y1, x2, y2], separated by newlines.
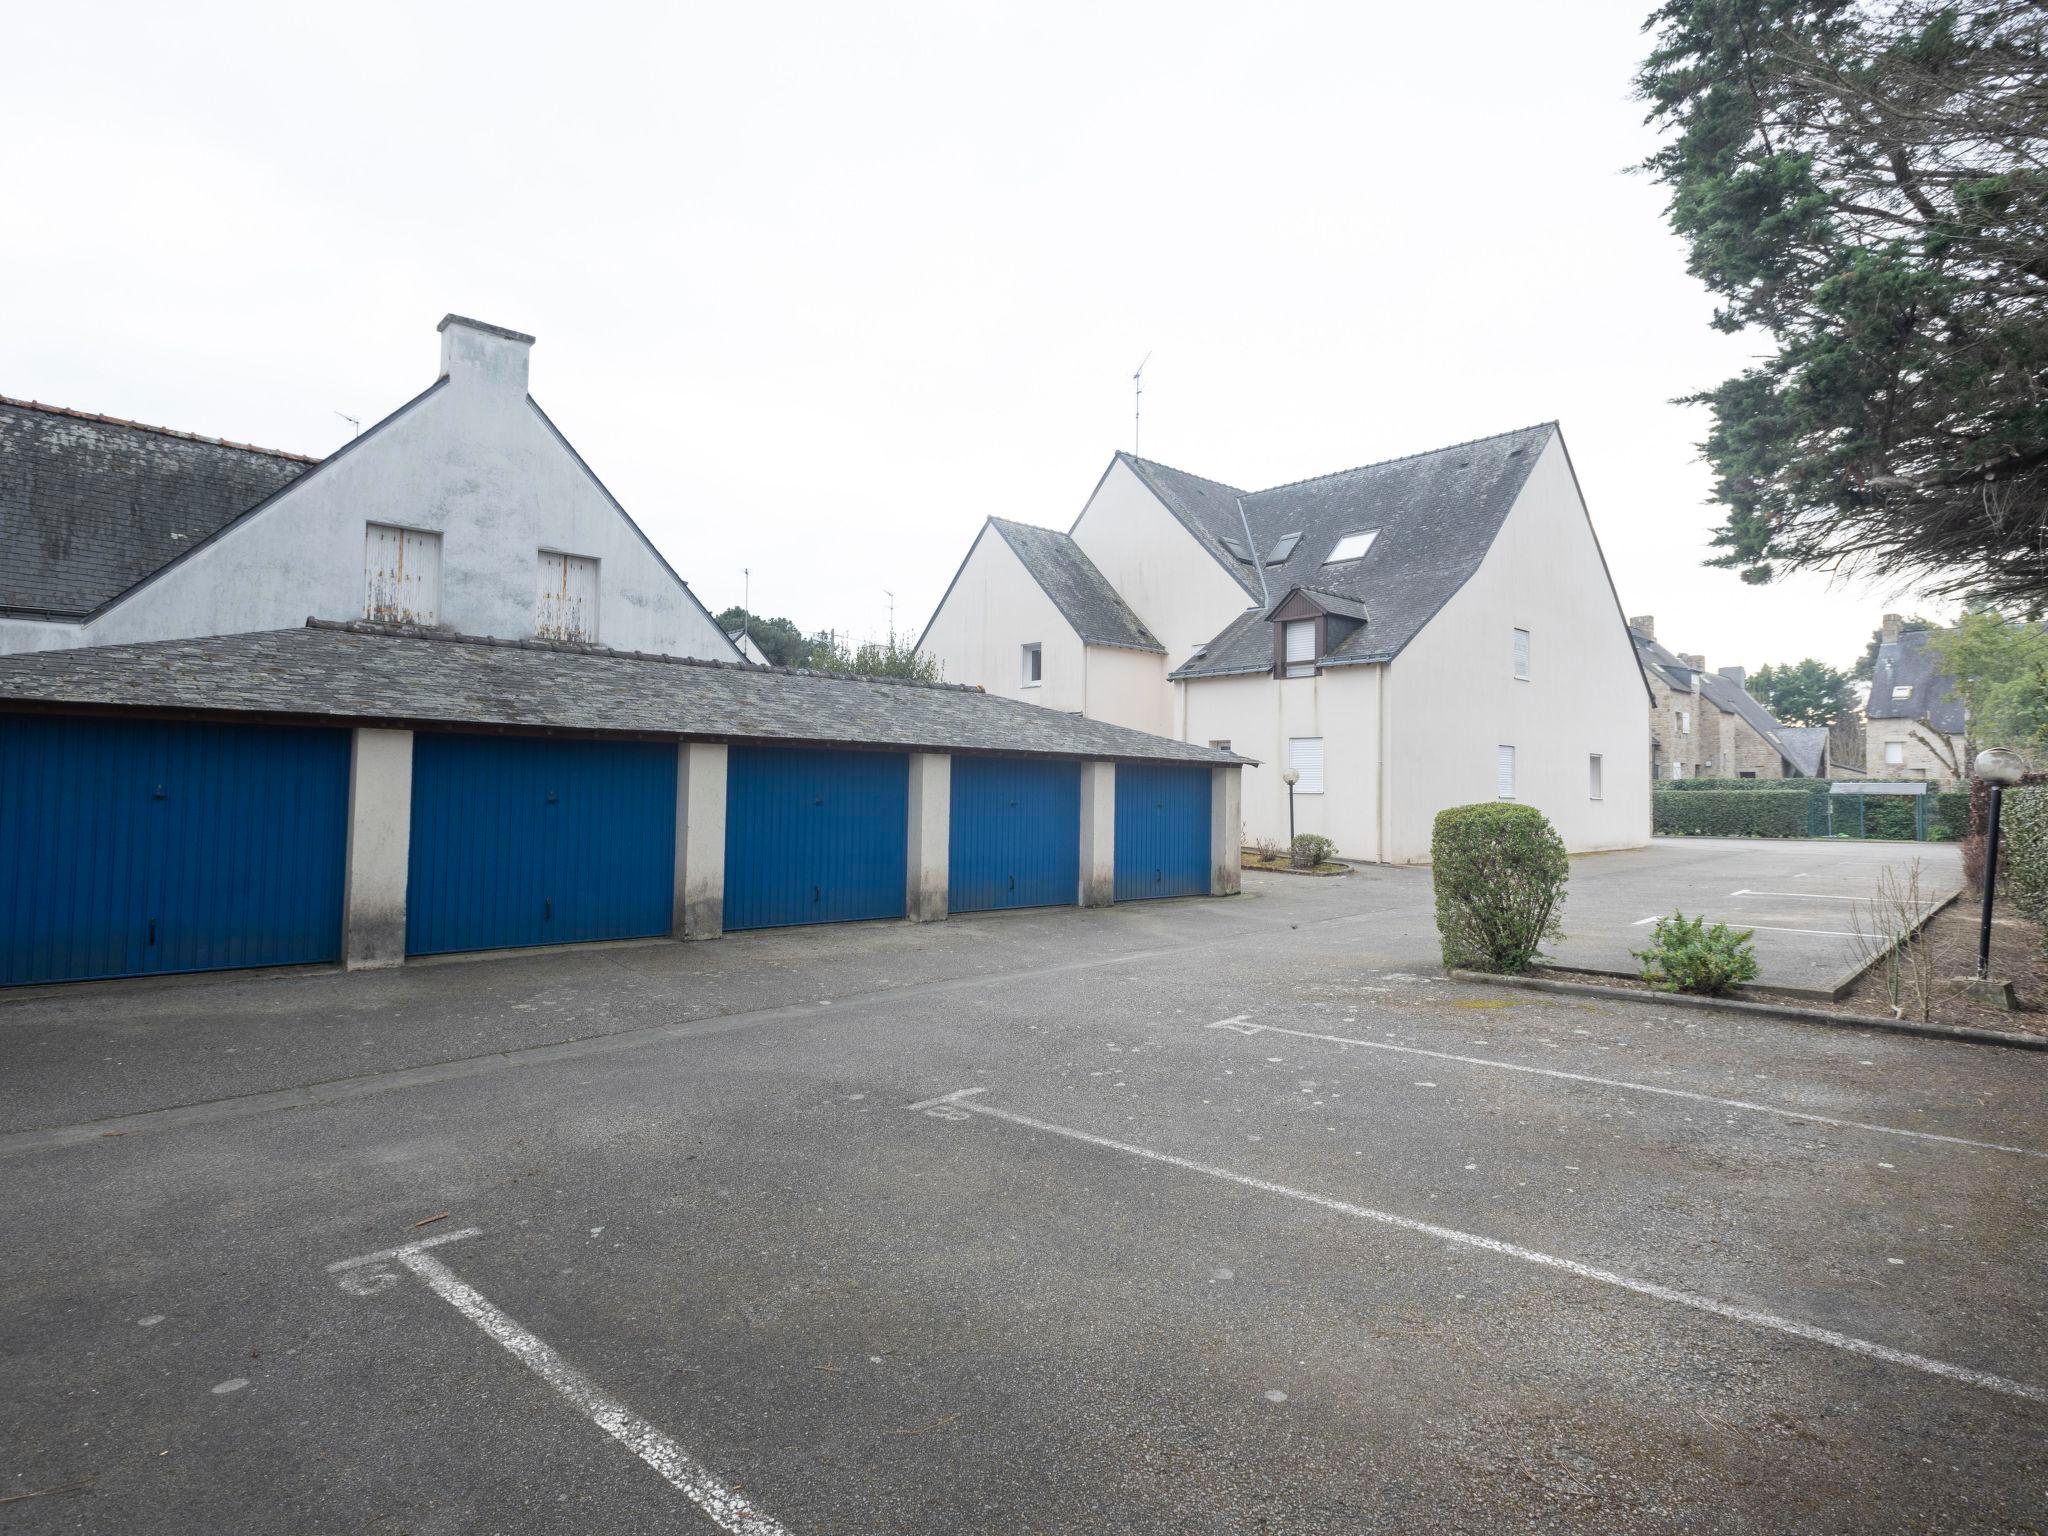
[1132, 352, 1150, 456]
[884, 588, 896, 646]
[334, 411, 360, 438]
[742, 567, 751, 645]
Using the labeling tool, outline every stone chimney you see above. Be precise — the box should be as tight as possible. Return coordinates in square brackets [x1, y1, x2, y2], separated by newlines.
[1678, 653, 1706, 672]
[1628, 615, 1654, 639]
[438, 314, 534, 395]
[1719, 665, 1747, 688]
[1881, 613, 1905, 644]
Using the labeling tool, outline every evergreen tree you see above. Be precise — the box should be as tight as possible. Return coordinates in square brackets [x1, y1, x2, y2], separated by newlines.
[1749, 658, 1854, 725]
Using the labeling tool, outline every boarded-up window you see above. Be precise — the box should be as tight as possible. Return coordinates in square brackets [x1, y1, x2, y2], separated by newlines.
[1496, 744, 1516, 799]
[365, 524, 441, 624]
[1283, 620, 1317, 679]
[1512, 627, 1531, 680]
[537, 551, 600, 642]
[1287, 736, 1323, 794]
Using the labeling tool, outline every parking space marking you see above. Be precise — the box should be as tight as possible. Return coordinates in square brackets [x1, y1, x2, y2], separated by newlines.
[1198, 1020, 2044, 1158]
[1732, 889, 1866, 902]
[331, 1233, 791, 1536]
[1631, 915, 1861, 938]
[917, 1089, 2048, 1406]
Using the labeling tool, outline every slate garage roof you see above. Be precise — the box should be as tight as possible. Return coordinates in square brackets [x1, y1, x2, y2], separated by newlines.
[987, 519, 1163, 652]
[1162, 424, 1559, 679]
[0, 622, 1249, 765]
[0, 397, 317, 619]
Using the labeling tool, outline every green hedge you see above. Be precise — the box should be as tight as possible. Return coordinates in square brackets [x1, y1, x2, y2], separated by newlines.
[1654, 789, 1814, 838]
[2002, 785, 2048, 920]
[1936, 790, 1970, 839]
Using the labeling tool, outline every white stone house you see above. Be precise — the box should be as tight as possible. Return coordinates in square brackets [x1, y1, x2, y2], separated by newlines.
[919, 424, 1651, 862]
[0, 316, 741, 663]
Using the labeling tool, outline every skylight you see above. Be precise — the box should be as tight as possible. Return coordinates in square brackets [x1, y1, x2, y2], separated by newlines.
[1323, 530, 1378, 565]
[1892, 685, 1913, 699]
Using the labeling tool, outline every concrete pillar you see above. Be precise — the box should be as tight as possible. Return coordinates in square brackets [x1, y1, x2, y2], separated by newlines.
[1211, 763, 1243, 896]
[906, 752, 951, 922]
[1080, 761, 1116, 907]
[343, 728, 413, 969]
[675, 741, 728, 940]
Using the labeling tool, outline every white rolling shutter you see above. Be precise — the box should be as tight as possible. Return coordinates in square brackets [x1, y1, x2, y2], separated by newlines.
[1512, 627, 1530, 680]
[365, 523, 441, 624]
[1496, 744, 1516, 799]
[1283, 620, 1317, 678]
[537, 551, 601, 641]
[1287, 736, 1324, 794]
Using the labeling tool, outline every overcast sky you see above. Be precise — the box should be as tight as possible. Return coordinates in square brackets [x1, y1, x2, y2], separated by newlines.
[5, 0, 1955, 674]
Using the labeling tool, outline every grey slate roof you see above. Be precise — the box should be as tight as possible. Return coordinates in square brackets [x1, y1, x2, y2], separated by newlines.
[1, 397, 316, 618]
[1165, 424, 1558, 678]
[988, 519, 1162, 651]
[1630, 625, 1822, 776]
[0, 623, 1248, 765]
[1868, 628, 1966, 734]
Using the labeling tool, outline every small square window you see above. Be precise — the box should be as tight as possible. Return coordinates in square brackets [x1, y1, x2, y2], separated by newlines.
[1322, 530, 1378, 565]
[1022, 643, 1042, 686]
[1512, 627, 1531, 680]
[1885, 740, 1906, 766]
[1208, 739, 1232, 752]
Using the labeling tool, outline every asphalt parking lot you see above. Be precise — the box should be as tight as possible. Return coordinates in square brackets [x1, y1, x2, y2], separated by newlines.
[1544, 837, 1965, 995]
[3, 860, 2042, 1534]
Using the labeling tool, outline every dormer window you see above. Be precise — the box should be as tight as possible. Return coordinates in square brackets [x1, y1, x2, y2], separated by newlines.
[1323, 530, 1378, 565]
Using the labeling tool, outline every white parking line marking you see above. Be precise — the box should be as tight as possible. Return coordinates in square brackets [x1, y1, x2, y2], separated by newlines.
[326, 1227, 485, 1272]
[1200, 1020, 2044, 1159]
[1732, 889, 1868, 902]
[332, 1232, 790, 1536]
[922, 1090, 2048, 1406]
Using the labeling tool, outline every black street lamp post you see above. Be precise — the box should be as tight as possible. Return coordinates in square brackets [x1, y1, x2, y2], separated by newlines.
[1976, 749, 2026, 980]
[1282, 767, 1299, 845]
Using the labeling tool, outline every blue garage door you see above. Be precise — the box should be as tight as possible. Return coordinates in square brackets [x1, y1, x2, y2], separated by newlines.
[949, 756, 1080, 913]
[0, 714, 350, 986]
[1114, 762, 1212, 901]
[406, 734, 677, 956]
[724, 746, 908, 930]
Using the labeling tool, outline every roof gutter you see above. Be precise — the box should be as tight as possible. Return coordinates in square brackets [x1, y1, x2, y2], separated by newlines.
[1236, 497, 1269, 609]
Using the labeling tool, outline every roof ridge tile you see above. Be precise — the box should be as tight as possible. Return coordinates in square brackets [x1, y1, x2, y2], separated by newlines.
[0, 395, 321, 464]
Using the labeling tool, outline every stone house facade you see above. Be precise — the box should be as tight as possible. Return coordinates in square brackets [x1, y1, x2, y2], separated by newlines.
[1629, 617, 1828, 781]
[1864, 614, 1968, 784]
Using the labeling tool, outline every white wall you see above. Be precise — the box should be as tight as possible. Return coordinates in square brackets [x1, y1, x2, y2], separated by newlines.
[1084, 643, 1169, 735]
[1181, 664, 1384, 860]
[1381, 435, 1650, 862]
[916, 525, 1087, 710]
[1070, 458, 1258, 672]
[2, 321, 738, 662]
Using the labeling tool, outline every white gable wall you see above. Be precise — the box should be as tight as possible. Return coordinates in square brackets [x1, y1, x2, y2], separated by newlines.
[12, 322, 737, 661]
[917, 525, 1087, 710]
[1070, 458, 1257, 672]
[1380, 435, 1649, 862]
[1082, 642, 1169, 736]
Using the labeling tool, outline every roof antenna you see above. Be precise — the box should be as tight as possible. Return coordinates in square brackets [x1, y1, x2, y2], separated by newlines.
[333, 411, 360, 438]
[1132, 352, 1150, 456]
[742, 566, 751, 647]
[884, 588, 896, 647]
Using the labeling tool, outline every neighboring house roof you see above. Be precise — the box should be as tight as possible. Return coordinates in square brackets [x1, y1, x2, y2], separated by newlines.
[1169, 423, 1558, 678]
[0, 396, 317, 618]
[1776, 725, 1830, 779]
[0, 621, 1250, 765]
[1867, 628, 1966, 734]
[1630, 626, 1823, 776]
[988, 518, 1163, 651]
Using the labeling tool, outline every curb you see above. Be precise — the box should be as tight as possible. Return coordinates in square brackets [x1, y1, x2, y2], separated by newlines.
[1445, 969, 2048, 1052]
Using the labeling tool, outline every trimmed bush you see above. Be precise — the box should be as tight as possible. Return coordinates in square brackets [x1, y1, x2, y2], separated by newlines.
[1632, 912, 1760, 996]
[1290, 833, 1336, 869]
[1431, 803, 1568, 974]
[1653, 789, 1812, 839]
[2001, 785, 2048, 920]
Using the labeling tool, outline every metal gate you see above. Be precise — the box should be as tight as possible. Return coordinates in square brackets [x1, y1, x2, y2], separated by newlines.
[406, 734, 677, 956]
[723, 745, 908, 929]
[948, 756, 1080, 913]
[1114, 762, 1211, 901]
[0, 714, 351, 985]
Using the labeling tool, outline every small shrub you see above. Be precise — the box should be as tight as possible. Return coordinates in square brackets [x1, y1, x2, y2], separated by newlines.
[1431, 803, 1568, 974]
[1249, 837, 1284, 864]
[1633, 912, 1760, 996]
[1290, 833, 1336, 869]
[2002, 784, 2048, 920]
